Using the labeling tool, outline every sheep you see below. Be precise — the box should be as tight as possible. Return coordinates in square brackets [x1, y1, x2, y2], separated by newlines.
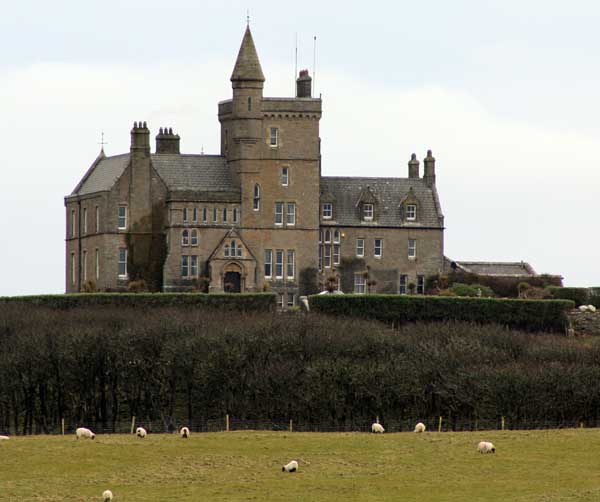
[180, 427, 190, 439]
[75, 427, 95, 440]
[477, 441, 496, 454]
[579, 305, 589, 312]
[371, 422, 385, 433]
[0, 435, 9, 440]
[414, 422, 426, 433]
[136, 427, 147, 438]
[589, 305, 597, 312]
[102, 489, 113, 501]
[282, 460, 298, 472]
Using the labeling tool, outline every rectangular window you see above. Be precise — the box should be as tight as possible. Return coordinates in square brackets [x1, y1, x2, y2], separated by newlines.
[417, 275, 425, 295]
[408, 239, 417, 259]
[118, 206, 127, 230]
[70, 252, 76, 285]
[400, 275, 408, 294]
[286, 203, 296, 225]
[318, 245, 323, 271]
[95, 206, 100, 233]
[363, 204, 374, 221]
[82, 208, 87, 235]
[287, 293, 296, 308]
[270, 127, 278, 147]
[95, 248, 99, 280]
[287, 250, 295, 279]
[193, 208, 198, 223]
[275, 202, 283, 225]
[354, 273, 366, 294]
[202, 207, 207, 223]
[356, 238, 365, 257]
[181, 255, 189, 278]
[374, 239, 383, 258]
[223, 207, 228, 223]
[264, 249, 272, 278]
[71, 209, 76, 237]
[118, 248, 127, 278]
[191, 256, 198, 277]
[324, 245, 331, 268]
[275, 250, 284, 278]
[233, 207, 238, 223]
[406, 204, 417, 221]
[333, 244, 341, 265]
[82, 250, 87, 281]
[281, 167, 289, 186]
[191, 230, 198, 246]
[183, 207, 189, 223]
[213, 207, 218, 223]
[277, 293, 283, 309]
[322, 203, 332, 219]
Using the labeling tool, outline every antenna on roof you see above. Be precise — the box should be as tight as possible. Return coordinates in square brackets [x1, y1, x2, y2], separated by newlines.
[313, 36, 317, 98]
[246, 9, 250, 27]
[294, 32, 298, 96]
[98, 131, 108, 153]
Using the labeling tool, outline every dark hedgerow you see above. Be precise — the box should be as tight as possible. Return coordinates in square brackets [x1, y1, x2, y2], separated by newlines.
[547, 287, 591, 307]
[309, 294, 574, 332]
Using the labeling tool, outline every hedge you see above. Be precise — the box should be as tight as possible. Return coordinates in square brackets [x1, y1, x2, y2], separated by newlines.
[309, 294, 574, 332]
[0, 293, 276, 312]
[547, 287, 591, 307]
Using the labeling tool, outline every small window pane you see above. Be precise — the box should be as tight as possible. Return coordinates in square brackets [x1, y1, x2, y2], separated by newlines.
[417, 275, 425, 294]
[354, 273, 366, 294]
[270, 127, 278, 147]
[287, 203, 296, 225]
[213, 208, 218, 223]
[202, 207, 207, 223]
[406, 204, 417, 220]
[118, 206, 127, 229]
[118, 248, 127, 277]
[275, 202, 283, 225]
[182, 230, 189, 246]
[400, 275, 408, 294]
[191, 256, 198, 277]
[408, 239, 417, 259]
[287, 250, 295, 279]
[254, 185, 261, 211]
[181, 255, 189, 278]
[374, 239, 382, 258]
[281, 167, 289, 186]
[191, 230, 198, 246]
[264, 249, 272, 278]
[233, 208, 238, 223]
[322, 203, 332, 219]
[183, 208, 188, 223]
[356, 238, 365, 257]
[363, 204, 373, 221]
[275, 250, 284, 278]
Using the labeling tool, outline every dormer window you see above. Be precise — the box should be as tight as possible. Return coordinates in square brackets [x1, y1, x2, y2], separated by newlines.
[363, 203, 374, 221]
[322, 203, 333, 219]
[269, 127, 278, 147]
[406, 204, 417, 221]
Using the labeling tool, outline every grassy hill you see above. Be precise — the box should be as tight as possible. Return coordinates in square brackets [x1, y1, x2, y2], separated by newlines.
[2, 429, 600, 501]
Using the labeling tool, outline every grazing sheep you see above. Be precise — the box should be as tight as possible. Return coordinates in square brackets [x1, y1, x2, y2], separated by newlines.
[75, 427, 95, 440]
[180, 427, 190, 439]
[589, 305, 597, 312]
[477, 441, 496, 454]
[136, 427, 147, 438]
[414, 422, 426, 433]
[0, 435, 9, 440]
[102, 489, 113, 501]
[371, 422, 385, 433]
[579, 305, 589, 312]
[282, 460, 298, 472]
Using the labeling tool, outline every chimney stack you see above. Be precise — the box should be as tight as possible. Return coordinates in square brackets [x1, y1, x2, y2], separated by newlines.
[296, 69, 312, 98]
[408, 153, 420, 179]
[130, 121, 150, 152]
[155, 127, 181, 154]
[423, 149, 436, 187]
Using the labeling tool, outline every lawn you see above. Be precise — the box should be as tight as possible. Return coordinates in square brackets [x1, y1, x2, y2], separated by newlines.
[1, 429, 600, 501]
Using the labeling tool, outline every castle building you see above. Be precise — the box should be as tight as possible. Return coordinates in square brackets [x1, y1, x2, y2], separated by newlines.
[64, 26, 445, 303]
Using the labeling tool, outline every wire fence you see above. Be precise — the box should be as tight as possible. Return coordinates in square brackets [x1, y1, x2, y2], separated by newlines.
[1, 415, 598, 436]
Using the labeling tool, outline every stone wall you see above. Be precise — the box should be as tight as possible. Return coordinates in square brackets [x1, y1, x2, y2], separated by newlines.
[567, 310, 600, 336]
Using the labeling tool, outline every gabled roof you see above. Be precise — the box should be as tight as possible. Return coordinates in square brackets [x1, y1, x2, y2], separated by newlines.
[71, 152, 130, 196]
[320, 177, 443, 227]
[230, 26, 265, 82]
[451, 260, 537, 277]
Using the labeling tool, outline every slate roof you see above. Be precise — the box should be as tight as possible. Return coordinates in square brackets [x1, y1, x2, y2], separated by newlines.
[230, 26, 265, 82]
[320, 177, 443, 228]
[72, 153, 130, 196]
[452, 261, 537, 277]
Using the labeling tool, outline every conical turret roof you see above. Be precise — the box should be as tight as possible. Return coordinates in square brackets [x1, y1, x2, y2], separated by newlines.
[230, 26, 265, 82]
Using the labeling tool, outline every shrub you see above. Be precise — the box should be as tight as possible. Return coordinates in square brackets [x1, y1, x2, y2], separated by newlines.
[443, 272, 562, 298]
[450, 283, 494, 298]
[309, 294, 574, 332]
[128, 279, 148, 293]
[547, 287, 590, 307]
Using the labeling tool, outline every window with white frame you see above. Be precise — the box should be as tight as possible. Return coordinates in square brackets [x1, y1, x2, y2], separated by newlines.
[399, 275, 408, 294]
[82, 250, 87, 281]
[191, 229, 198, 246]
[202, 207, 207, 223]
[356, 238, 365, 257]
[118, 206, 127, 230]
[324, 229, 331, 244]
[193, 208, 198, 223]
[318, 230, 323, 271]
[322, 203, 332, 219]
[95, 248, 99, 280]
[287, 203, 296, 225]
[233, 208, 239, 223]
[324, 245, 331, 268]
[95, 206, 100, 233]
[287, 293, 296, 308]
[213, 207, 218, 223]
[275, 202, 284, 225]
[277, 293, 283, 309]
[222, 207, 228, 223]
[253, 184, 260, 211]
[275, 250, 284, 278]
[408, 239, 417, 259]
[82, 208, 87, 235]
[264, 249, 272, 278]
[224, 244, 230, 257]
[406, 204, 417, 221]
[183, 207, 189, 224]
[182, 230, 189, 246]
[269, 127, 278, 147]
[181, 255, 189, 278]
[118, 248, 127, 278]
[363, 203, 374, 221]
[287, 250, 295, 279]
[71, 253, 76, 285]
[354, 273, 366, 294]
[191, 255, 198, 277]
[333, 230, 341, 265]
[374, 239, 383, 258]
[71, 209, 76, 237]
[417, 275, 425, 294]
[281, 167, 289, 186]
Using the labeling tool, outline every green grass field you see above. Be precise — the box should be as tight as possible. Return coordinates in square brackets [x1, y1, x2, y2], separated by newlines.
[2, 429, 600, 501]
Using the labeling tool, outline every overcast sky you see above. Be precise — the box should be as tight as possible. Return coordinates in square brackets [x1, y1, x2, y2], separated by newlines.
[1, 0, 598, 295]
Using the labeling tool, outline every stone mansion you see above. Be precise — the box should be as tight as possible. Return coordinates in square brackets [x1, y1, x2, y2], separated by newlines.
[65, 26, 446, 305]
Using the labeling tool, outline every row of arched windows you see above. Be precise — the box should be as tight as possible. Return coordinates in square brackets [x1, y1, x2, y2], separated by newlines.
[225, 239, 243, 258]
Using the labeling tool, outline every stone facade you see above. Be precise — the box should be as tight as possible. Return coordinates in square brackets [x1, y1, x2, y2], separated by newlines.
[64, 27, 446, 304]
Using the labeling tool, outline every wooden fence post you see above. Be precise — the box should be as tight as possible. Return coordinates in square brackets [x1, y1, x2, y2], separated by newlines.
[226, 414, 230, 432]
[130, 416, 136, 435]
[438, 416, 442, 433]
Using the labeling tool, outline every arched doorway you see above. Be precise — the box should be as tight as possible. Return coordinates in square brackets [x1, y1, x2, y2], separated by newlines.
[223, 262, 243, 293]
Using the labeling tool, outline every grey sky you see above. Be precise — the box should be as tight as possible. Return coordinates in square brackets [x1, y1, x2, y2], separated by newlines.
[1, 0, 598, 295]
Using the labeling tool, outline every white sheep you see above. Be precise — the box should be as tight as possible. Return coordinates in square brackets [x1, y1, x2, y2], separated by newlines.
[477, 441, 496, 454]
[414, 422, 426, 433]
[588, 305, 597, 312]
[102, 489, 113, 501]
[136, 427, 147, 438]
[0, 435, 9, 440]
[180, 427, 190, 438]
[282, 460, 298, 472]
[75, 427, 95, 440]
[579, 305, 589, 312]
[371, 422, 385, 433]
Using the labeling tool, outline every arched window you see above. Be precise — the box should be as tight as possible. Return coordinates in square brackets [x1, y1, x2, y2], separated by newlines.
[324, 229, 331, 243]
[181, 229, 189, 246]
[237, 244, 242, 257]
[253, 184, 260, 211]
[224, 244, 230, 257]
[333, 230, 340, 243]
[191, 229, 198, 246]
[231, 239, 236, 251]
